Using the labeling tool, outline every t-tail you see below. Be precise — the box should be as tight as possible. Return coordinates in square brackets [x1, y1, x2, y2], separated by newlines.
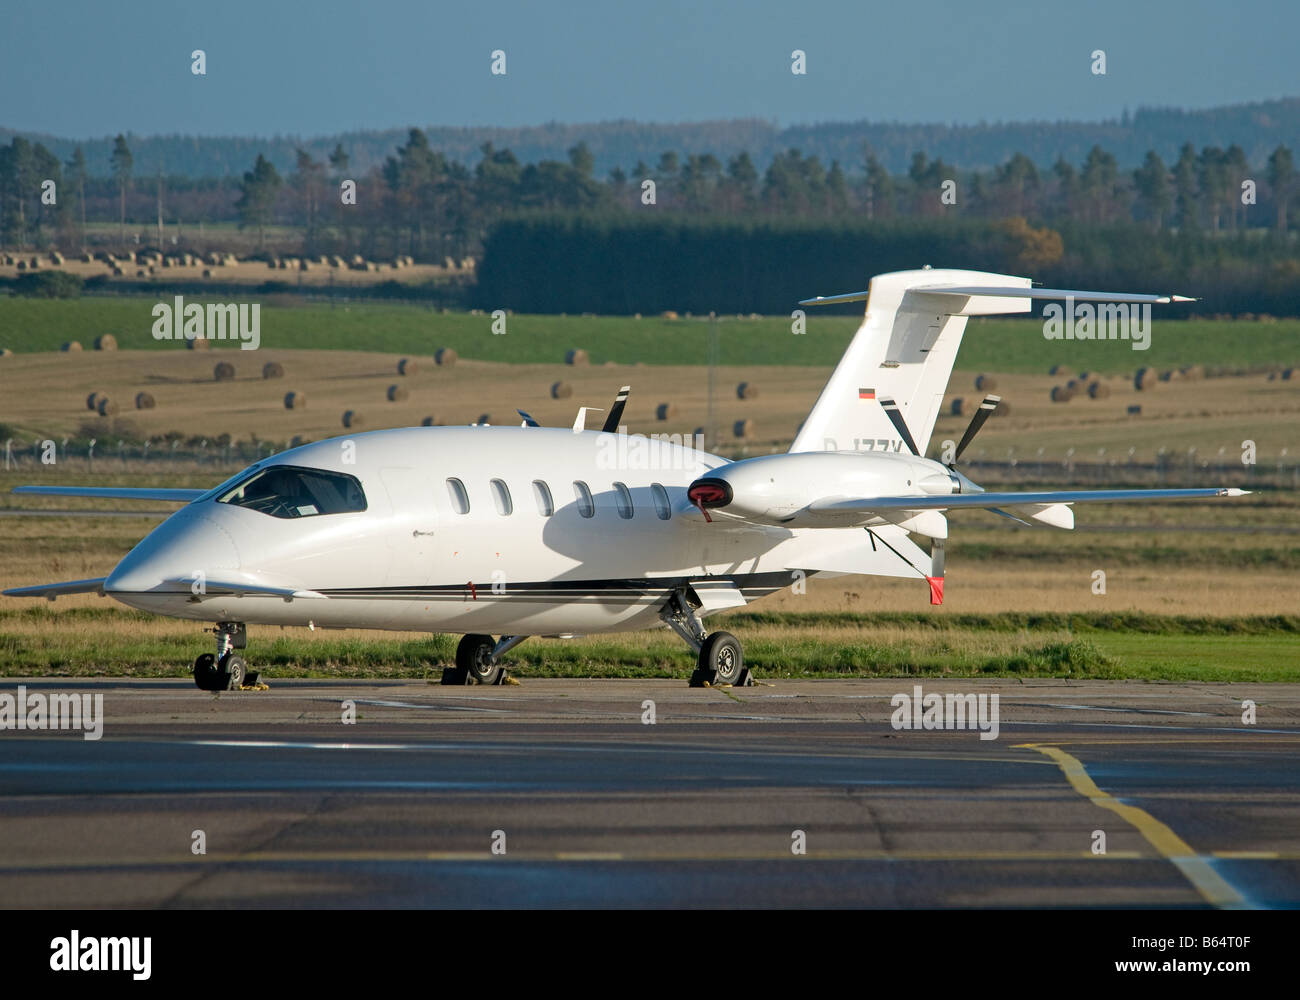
[791, 268, 1193, 456]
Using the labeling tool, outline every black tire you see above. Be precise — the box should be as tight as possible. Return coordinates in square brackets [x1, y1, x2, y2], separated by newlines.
[699, 631, 743, 685]
[219, 652, 248, 690]
[193, 653, 222, 691]
[456, 634, 500, 685]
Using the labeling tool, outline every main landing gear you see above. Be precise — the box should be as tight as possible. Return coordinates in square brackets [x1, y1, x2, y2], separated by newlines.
[660, 589, 752, 688]
[193, 622, 262, 691]
[441, 634, 528, 685]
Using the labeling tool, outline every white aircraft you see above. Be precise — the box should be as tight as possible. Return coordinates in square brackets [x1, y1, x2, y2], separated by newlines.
[5, 268, 1247, 690]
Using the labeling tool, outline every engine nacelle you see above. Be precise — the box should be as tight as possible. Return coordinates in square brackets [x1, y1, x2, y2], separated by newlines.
[687, 451, 955, 526]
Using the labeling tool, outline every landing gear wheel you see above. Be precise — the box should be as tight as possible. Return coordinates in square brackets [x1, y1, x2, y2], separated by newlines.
[219, 652, 248, 691]
[193, 653, 222, 691]
[457, 634, 501, 686]
[697, 631, 743, 686]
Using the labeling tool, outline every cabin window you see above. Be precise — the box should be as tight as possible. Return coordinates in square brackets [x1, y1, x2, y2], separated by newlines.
[446, 478, 470, 514]
[490, 479, 513, 516]
[532, 480, 554, 516]
[651, 483, 672, 520]
[217, 466, 367, 519]
[613, 481, 634, 519]
[573, 481, 595, 518]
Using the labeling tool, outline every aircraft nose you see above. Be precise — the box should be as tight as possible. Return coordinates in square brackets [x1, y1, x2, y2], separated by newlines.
[105, 510, 242, 593]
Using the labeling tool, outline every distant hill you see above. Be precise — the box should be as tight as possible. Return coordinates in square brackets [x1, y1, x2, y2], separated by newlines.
[5, 98, 1300, 178]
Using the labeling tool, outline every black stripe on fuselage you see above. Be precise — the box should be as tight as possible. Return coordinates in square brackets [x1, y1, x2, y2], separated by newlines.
[317, 572, 797, 600]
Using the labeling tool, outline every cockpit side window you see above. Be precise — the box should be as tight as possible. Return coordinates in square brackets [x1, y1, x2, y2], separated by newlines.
[217, 466, 367, 519]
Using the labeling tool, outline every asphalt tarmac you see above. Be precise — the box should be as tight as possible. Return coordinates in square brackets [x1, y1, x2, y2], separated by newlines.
[0, 678, 1296, 908]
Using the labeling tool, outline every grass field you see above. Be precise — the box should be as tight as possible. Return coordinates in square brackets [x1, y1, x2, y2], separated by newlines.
[4, 296, 1300, 373]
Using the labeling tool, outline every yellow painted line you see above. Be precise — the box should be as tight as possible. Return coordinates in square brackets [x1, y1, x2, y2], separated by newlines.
[555, 852, 624, 861]
[1016, 743, 1251, 909]
[1213, 851, 1279, 860]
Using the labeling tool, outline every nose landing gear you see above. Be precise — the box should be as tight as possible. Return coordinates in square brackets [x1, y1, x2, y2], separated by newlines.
[193, 622, 263, 691]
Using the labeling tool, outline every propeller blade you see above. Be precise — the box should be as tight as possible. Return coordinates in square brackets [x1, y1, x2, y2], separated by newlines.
[987, 506, 1033, 526]
[516, 409, 540, 427]
[878, 397, 920, 457]
[601, 385, 631, 433]
[953, 395, 1001, 463]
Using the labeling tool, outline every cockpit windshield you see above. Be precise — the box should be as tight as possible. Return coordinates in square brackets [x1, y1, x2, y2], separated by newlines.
[216, 466, 367, 519]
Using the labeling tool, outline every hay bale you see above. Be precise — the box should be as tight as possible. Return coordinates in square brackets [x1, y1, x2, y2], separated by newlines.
[1283, 368, 1294, 381]
[975, 374, 998, 392]
[0, 348, 13, 357]
[420, 416, 440, 426]
[476, 413, 491, 425]
[732, 418, 754, 438]
[655, 402, 677, 421]
[1158, 369, 1175, 382]
[111, 266, 125, 276]
[86, 391, 101, 411]
[213, 361, 236, 382]
[1049, 385, 1075, 403]
[1048, 364, 1071, 377]
[993, 399, 1011, 417]
[284, 391, 305, 410]
[434, 347, 458, 367]
[1180, 364, 1205, 381]
[950, 398, 964, 417]
[1086, 381, 1111, 399]
[202, 268, 212, 278]
[80, 253, 94, 263]
[661, 311, 679, 320]
[386, 384, 409, 402]
[550, 381, 573, 400]
[342, 410, 363, 428]
[397, 357, 418, 375]
[186, 336, 210, 351]
[1134, 367, 1156, 390]
[299, 259, 312, 271]
[61, 340, 82, 352]
[565, 349, 589, 366]
[268, 259, 280, 270]
[96, 397, 119, 416]
[93, 334, 117, 351]
[1127, 404, 1142, 416]
[134, 391, 156, 409]
[736, 381, 759, 400]
[262, 361, 284, 379]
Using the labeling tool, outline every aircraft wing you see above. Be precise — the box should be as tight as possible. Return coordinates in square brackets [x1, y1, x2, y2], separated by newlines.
[809, 488, 1246, 518]
[13, 486, 205, 502]
[2, 577, 107, 599]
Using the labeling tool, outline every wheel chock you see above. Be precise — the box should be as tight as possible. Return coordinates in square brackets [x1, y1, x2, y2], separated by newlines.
[688, 669, 716, 688]
[440, 666, 472, 685]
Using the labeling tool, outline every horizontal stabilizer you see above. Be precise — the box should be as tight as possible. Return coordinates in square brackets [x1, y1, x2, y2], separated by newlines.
[2, 577, 107, 600]
[14, 486, 204, 503]
[800, 286, 1195, 307]
[912, 286, 1195, 304]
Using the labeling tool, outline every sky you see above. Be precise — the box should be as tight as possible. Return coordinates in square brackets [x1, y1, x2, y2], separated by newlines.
[1, 0, 1296, 138]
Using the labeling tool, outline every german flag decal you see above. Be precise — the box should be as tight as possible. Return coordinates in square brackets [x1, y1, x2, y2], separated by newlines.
[858, 388, 876, 399]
